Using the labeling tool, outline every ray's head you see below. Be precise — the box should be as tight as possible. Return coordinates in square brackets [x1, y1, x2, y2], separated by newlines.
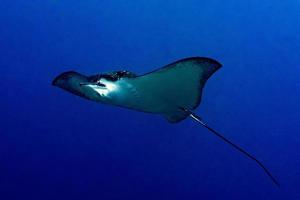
[52, 71, 119, 103]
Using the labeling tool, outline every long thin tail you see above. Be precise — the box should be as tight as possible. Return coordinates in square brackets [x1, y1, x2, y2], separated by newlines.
[183, 109, 280, 187]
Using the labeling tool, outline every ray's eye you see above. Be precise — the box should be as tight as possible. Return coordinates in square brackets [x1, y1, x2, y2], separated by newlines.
[96, 82, 106, 87]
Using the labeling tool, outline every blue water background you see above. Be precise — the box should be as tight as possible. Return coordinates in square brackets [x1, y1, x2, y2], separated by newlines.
[1, 0, 299, 199]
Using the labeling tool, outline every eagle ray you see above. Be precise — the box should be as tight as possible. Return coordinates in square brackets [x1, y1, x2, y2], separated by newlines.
[52, 57, 279, 187]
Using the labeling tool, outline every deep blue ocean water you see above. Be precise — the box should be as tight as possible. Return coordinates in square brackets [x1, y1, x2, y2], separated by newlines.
[1, 0, 299, 199]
